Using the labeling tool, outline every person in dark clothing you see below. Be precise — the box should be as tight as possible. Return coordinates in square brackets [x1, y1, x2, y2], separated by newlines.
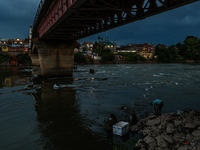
[104, 114, 118, 138]
[151, 99, 164, 116]
[74, 65, 77, 70]
[129, 111, 137, 125]
[104, 114, 118, 131]
[89, 69, 95, 73]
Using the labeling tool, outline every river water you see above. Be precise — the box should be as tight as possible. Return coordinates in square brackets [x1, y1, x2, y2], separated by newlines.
[0, 64, 200, 150]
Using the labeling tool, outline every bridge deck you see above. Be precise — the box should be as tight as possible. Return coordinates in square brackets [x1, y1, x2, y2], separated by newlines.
[33, 0, 199, 41]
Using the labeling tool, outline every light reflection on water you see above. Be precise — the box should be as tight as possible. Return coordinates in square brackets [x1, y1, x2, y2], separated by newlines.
[0, 64, 200, 150]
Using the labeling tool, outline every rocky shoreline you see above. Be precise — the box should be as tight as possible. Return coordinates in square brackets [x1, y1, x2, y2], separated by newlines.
[130, 110, 200, 150]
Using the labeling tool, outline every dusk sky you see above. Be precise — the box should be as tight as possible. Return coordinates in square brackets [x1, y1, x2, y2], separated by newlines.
[0, 0, 200, 46]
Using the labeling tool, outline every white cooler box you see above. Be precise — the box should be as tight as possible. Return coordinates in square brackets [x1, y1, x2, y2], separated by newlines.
[113, 121, 129, 136]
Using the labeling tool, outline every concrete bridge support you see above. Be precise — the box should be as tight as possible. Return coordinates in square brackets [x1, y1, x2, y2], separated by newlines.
[33, 40, 74, 77]
[30, 54, 40, 66]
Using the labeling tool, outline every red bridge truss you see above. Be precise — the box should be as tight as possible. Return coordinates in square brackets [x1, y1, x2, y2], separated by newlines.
[33, 0, 199, 41]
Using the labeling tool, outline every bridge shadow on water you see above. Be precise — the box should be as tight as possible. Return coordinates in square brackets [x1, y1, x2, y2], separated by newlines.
[32, 77, 113, 150]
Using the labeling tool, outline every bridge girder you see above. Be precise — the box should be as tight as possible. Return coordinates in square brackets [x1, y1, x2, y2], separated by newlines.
[33, 0, 199, 41]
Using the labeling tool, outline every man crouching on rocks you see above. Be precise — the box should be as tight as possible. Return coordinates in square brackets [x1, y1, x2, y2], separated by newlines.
[151, 99, 164, 116]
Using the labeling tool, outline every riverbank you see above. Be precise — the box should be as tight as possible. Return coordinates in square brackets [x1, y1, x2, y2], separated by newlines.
[130, 110, 200, 150]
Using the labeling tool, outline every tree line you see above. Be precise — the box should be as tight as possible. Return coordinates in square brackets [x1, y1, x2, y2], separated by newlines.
[156, 36, 200, 62]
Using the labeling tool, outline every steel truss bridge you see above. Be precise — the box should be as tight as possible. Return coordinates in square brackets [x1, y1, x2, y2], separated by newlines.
[33, 0, 199, 41]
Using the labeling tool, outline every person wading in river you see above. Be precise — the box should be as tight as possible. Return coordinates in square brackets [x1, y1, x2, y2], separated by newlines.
[129, 111, 137, 125]
[151, 99, 163, 116]
[104, 114, 118, 131]
[104, 114, 118, 138]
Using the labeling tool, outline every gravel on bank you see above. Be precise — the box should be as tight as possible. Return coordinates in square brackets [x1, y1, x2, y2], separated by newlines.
[130, 110, 200, 150]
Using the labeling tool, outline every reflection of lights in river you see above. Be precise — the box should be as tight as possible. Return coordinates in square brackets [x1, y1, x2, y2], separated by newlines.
[5, 77, 11, 87]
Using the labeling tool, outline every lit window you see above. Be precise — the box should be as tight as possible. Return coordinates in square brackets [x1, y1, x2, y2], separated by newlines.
[108, 45, 110, 48]
[111, 45, 113, 48]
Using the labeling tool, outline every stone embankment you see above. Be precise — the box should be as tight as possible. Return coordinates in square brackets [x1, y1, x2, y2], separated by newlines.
[130, 111, 200, 150]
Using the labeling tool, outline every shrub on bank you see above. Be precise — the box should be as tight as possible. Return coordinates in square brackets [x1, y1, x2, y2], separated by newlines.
[156, 45, 180, 63]
[74, 52, 87, 64]
[119, 53, 146, 62]
[0, 53, 9, 64]
[17, 53, 32, 64]
[101, 52, 115, 63]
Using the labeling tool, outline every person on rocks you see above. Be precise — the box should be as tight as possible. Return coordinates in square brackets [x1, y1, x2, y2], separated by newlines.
[129, 111, 137, 125]
[151, 99, 163, 116]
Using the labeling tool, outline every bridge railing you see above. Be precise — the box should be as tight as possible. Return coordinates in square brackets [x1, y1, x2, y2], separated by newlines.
[33, 0, 45, 29]
[35, 0, 78, 38]
[33, 0, 78, 37]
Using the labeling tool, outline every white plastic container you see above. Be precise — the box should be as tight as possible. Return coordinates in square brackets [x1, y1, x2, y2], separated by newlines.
[113, 121, 129, 136]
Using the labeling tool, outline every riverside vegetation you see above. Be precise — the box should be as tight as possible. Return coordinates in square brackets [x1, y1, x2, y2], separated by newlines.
[0, 53, 32, 66]
[0, 53, 9, 64]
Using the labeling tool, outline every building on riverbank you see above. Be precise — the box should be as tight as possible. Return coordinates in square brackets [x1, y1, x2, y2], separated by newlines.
[117, 44, 137, 53]
[0, 38, 29, 56]
[0, 39, 8, 45]
[0, 38, 30, 66]
[117, 43, 156, 59]
[0, 39, 8, 52]
[82, 41, 94, 51]
[1, 45, 9, 52]
[104, 36, 117, 51]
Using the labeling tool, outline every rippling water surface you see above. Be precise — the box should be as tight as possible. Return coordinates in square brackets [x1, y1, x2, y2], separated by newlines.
[0, 64, 200, 150]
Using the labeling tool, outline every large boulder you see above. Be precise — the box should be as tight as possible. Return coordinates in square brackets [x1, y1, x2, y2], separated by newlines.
[174, 120, 182, 126]
[197, 145, 200, 150]
[144, 135, 156, 147]
[161, 134, 174, 144]
[185, 123, 197, 129]
[194, 120, 200, 126]
[186, 134, 193, 141]
[166, 123, 175, 134]
[173, 133, 184, 143]
[183, 117, 193, 124]
[160, 114, 171, 123]
[192, 130, 200, 137]
[130, 125, 140, 132]
[155, 136, 168, 148]
[143, 127, 153, 136]
[146, 118, 161, 126]
[177, 147, 190, 150]
[189, 110, 196, 116]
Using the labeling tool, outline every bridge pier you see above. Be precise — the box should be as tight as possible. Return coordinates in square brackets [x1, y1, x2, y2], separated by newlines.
[34, 40, 75, 77]
[30, 54, 40, 66]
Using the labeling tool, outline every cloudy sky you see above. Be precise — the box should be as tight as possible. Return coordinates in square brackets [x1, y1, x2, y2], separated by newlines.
[0, 0, 200, 46]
